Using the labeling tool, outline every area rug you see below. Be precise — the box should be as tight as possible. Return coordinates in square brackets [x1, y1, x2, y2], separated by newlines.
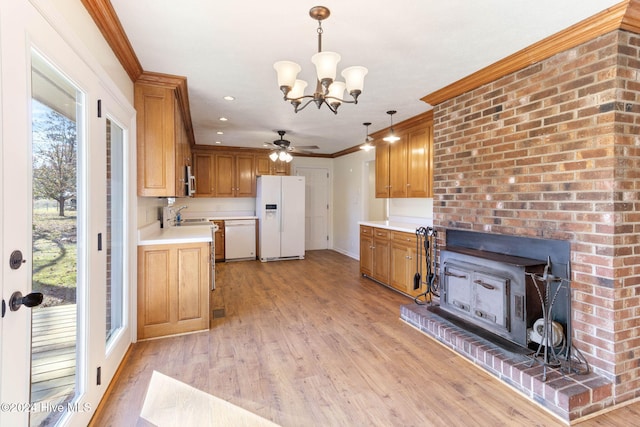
[139, 371, 280, 427]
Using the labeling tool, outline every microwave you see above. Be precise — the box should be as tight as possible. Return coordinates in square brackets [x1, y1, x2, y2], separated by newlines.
[185, 165, 196, 196]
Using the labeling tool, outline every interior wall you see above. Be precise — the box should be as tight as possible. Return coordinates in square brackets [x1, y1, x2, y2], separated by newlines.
[50, 0, 133, 103]
[332, 149, 375, 258]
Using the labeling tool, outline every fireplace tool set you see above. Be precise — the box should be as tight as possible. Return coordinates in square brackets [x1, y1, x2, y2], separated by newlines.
[414, 226, 438, 305]
[526, 258, 589, 381]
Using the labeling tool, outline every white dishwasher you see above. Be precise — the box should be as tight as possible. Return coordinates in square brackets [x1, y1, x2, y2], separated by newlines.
[224, 219, 256, 261]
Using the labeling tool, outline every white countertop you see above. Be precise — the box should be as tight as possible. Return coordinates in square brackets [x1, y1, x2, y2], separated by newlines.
[358, 219, 433, 233]
[138, 222, 213, 246]
[207, 216, 257, 221]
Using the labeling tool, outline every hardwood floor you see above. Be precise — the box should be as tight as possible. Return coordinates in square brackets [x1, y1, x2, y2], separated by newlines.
[90, 250, 640, 426]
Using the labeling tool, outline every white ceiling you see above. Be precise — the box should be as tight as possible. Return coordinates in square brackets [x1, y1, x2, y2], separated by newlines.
[110, 0, 619, 155]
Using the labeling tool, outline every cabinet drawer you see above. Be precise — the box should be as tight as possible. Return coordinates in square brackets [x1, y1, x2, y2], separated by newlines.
[373, 228, 390, 240]
[360, 225, 373, 236]
[391, 231, 414, 243]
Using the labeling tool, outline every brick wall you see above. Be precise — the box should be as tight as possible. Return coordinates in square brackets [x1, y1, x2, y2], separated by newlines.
[432, 30, 640, 402]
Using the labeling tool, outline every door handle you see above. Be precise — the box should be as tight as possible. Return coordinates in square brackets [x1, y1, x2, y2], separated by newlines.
[9, 291, 44, 312]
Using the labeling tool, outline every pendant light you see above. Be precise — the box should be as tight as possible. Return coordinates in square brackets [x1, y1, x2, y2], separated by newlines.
[383, 110, 400, 143]
[359, 122, 373, 151]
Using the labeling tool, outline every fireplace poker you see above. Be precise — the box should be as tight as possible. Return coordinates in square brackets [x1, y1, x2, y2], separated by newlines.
[414, 226, 437, 305]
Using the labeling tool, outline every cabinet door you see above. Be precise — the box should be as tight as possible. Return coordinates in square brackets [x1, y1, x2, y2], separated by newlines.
[135, 84, 176, 196]
[389, 136, 407, 198]
[390, 241, 410, 292]
[255, 154, 272, 176]
[194, 153, 215, 196]
[372, 229, 390, 284]
[214, 220, 225, 261]
[214, 153, 234, 197]
[272, 159, 291, 175]
[137, 246, 173, 338]
[235, 154, 256, 197]
[137, 243, 209, 340]
[406, 125, 429, 198]
[375, 142, 390, 198]
[359, 230, 373, 276]
[176, 245, 208, 324]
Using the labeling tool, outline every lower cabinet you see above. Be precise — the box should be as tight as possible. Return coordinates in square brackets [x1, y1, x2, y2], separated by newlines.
[390, 231, 426, 297]
[360, 225, 426, 297]
[213, 220, 225, 261]
[137, 242, 210, 339]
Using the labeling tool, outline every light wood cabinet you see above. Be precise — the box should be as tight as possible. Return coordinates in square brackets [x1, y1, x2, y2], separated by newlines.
[194, 152, 215, 197]
[373, 111, 433, 199]
[256, 154, 291, 176]
[359, 226, 374, 276]
[372, 228, 390, 284]
[137, 242, 210, 339]
[375, 143, 390, 198]
[213, 220, 225, 261]
[194, 151, 256, 197]
[389, 134, 408, 198]
[390, 231, 426, 297]
[135, 73, 193, 197]
[215, 153, 255, 197]
[361, 226, 426, 298]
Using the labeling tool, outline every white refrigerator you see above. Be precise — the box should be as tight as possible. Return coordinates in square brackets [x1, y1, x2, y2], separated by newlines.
[256, 175, 305, 262]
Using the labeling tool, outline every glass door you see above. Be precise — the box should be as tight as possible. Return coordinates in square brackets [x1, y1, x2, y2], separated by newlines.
[1, 2, 134, 425]
[29, 50, 84, 427]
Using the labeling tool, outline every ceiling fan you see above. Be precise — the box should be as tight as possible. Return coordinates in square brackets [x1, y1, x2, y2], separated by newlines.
[271, 130, 319, 154]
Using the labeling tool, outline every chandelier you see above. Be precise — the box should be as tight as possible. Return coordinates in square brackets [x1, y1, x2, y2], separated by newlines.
[273, 6, 368, 114]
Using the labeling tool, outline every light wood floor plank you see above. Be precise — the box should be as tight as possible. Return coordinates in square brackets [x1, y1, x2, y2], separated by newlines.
[90, 250, 640, 426]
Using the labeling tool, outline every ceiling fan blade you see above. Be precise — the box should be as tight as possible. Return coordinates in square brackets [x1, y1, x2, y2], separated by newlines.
[294, 145, 320, 150]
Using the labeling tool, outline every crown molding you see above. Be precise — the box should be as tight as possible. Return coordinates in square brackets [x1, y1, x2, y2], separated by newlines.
[80, 0, 143, 82]
[421, 0, 636, 106]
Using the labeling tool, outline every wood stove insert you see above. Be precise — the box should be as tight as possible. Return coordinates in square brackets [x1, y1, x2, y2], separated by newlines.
[436, 230, 571, 351]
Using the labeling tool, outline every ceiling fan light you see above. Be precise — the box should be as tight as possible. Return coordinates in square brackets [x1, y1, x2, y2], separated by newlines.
[311, 51, 341, 84]
[278, 150, 288, 161]
[269, 151, 279, 161]
[273, 61, 302, 93]
[285, 153, 293, 162]
[341, 66, 368, 94]
[287, 79, 308, 100]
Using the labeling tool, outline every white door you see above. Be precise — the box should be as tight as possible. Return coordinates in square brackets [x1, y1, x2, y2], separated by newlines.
[296, 167, 329, 250]
[0, 1, 134, 425]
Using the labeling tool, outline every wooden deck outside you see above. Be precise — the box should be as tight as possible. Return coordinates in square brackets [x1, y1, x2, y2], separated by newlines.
[31, 304, 76, 408]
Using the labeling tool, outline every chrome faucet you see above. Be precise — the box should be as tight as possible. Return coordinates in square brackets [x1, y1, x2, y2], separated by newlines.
[174, 205, 188, 225]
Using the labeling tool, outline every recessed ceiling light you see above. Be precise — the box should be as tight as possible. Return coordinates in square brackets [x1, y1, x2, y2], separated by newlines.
[219, 117, 228, 121]
[215, 141, 222, 144]
[217, 131, 224, 135]
[223, 96, 235, 101]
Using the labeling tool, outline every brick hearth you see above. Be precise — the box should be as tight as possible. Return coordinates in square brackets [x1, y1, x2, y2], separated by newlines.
[400, 304, 614, 422]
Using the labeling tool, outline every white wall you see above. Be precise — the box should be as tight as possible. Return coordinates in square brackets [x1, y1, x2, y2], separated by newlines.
[332, 149, 376, 258]
[49, 0, 133, 103]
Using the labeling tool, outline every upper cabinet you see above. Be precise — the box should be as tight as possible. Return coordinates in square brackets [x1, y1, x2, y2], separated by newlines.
[255, 153, 291, 176]
[135, 72, 195, 197]
[193, 149, 289, 198]
[373, 111, 433, 199]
